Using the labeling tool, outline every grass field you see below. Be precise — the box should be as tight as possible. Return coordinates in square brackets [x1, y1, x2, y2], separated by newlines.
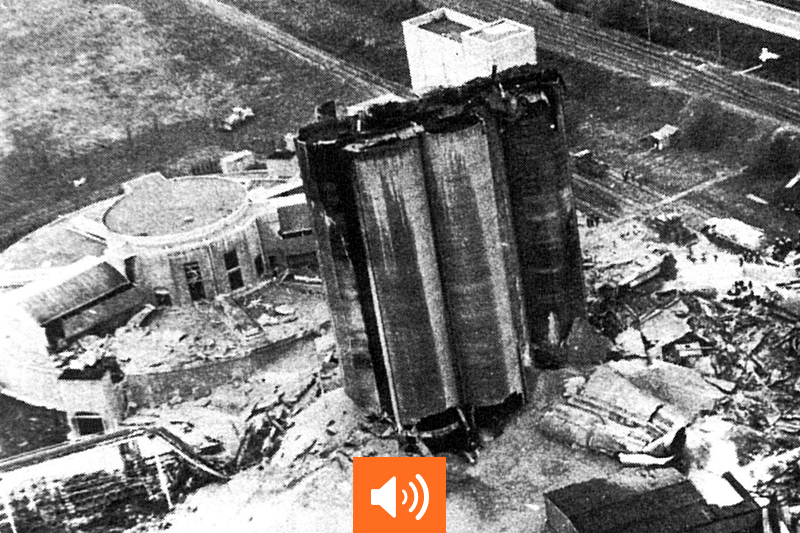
[0, 0, 370, 250]
[226, 0, 423, 84]
[1, 0, 797, 252]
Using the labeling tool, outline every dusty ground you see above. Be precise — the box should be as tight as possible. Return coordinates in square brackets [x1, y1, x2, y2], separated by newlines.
[73, 303, 245, 374]
[127, 382, 620, 533]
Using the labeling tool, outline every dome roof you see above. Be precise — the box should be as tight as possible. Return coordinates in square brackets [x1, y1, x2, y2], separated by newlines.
[104, 175, 247, 237]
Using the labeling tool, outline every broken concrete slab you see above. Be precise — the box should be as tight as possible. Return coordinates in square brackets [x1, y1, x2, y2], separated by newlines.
[614, 328, 647, 358]
[639, 309, 691, 355]
[540, 365, 687, 456]
[610, 360, 725, 420]
[618, 252, 676, 289]
[563, 317, 612, 365]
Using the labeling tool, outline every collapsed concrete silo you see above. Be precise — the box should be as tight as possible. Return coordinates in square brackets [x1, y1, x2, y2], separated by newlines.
[345, 128, 459, 423]
[298, 65, 586, 429]
[499, 81, 587, 346]
[296, 123, 385, 410]
[420, 117, 527, 407]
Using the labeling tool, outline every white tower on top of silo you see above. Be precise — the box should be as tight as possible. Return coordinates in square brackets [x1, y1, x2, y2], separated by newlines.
[402, 8, 537, 95]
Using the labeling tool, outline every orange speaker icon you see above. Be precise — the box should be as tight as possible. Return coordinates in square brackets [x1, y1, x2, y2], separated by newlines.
[353, 456, 445, 532]
[370, 474, 430, 520]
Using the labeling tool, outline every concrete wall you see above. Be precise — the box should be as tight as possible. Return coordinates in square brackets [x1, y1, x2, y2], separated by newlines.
[265, 156, 299, 178]
[0, 305, 126, 435]
[124, 334, 316, 407]
[57, 373, 126, 437]
[123, 201, 315, 305]
[0, 306, 62, 409]
[130, 213, 271, 306]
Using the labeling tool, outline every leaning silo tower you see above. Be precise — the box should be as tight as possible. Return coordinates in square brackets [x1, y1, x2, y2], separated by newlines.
[298, 66, 587, 430]
[498, 75, 587, 346]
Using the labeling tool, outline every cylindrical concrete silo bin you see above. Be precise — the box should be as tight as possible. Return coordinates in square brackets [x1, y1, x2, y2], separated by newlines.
[346, 128, 459, 425]
[500, 84, 586, 348]
[420, 116, 526, 407]
[296, 130, 385, 411]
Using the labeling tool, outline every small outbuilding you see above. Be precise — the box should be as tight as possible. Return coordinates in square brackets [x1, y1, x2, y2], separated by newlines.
[545, 468, 763, 533]
[641, 124, 680, 151]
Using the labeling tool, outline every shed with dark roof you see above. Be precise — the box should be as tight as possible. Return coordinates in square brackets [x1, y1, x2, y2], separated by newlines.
[544, 468, 762, 533]
[18, 261, 130, 325]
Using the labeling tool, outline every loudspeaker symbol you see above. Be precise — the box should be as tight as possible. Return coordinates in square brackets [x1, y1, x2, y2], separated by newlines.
[370, 475, 430, 520]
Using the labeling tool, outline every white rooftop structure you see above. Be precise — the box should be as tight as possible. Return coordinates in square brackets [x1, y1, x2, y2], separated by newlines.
[403, 8, 537, 95]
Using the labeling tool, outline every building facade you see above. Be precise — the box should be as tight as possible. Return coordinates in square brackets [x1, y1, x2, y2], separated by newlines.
[0, 171, 317, 437]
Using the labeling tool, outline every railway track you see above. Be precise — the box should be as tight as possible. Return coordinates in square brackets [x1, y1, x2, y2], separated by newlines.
[436, 0, 800, 125]
[573, 166, 723, 228]
[191, 0, 770, 228]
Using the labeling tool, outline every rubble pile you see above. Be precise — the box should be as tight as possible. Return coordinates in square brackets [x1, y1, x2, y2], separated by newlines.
[58, 303, 245, 373]
[580, 217, 800, 527]
[235, 281, 330, 343]
[270, 389, 400, 480]
[50, 282, 330, 378]
[539, 362, 719, 461]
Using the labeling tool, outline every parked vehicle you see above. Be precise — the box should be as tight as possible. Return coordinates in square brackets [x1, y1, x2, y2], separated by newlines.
[219, 106, 254, 132]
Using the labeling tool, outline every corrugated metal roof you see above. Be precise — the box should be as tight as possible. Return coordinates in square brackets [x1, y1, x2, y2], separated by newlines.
[18, 261, 130, 324]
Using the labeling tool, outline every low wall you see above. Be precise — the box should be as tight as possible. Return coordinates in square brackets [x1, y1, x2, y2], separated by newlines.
[124, 333, 316, 407]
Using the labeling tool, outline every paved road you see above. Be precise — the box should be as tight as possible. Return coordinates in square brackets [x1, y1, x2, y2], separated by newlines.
[670, 0, 800, 41]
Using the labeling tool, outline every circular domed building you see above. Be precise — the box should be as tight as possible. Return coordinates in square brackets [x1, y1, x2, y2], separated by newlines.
[103, 173, 274, 306]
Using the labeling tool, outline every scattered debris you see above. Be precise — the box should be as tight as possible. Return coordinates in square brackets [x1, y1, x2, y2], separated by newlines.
[539, 365, 688, 457]
[613, 327, 647, 358]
